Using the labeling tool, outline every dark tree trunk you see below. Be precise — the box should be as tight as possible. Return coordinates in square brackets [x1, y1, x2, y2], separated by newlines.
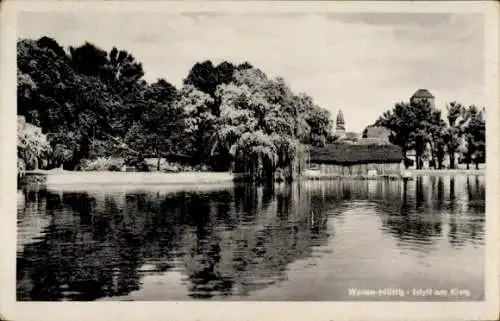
[156, 153, 161, 171]
[415, 139, 425, 170]
[195, 125, 207, 167]
[437, 148, 445, 169]
[449, 152, 455, 169]
[415, 150, 421, 170]
[437, 157, 443, 169]
[402, 147, 409, 169]
[429, 144, 436, 169]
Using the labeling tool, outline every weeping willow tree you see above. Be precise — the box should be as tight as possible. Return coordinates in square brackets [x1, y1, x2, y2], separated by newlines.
[17, 116, 52, 174]
[210, 67, 320, 183]
[230, 131, 277, 183]
[271, 134, 308, 182]
[230, 131, 308, 183]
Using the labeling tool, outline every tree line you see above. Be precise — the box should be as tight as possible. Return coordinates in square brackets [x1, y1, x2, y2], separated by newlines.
[17, 36, 486, 176]
[372, 99, 485, 170]
[17, 36, 334, 180]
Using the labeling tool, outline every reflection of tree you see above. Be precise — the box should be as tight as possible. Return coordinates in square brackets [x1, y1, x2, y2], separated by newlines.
[378, 178, 443, 249]
[17, 191, 148, 301]
[17, 223, 117, 301]
[179, 183, 330, 298]
[183, 232, 234, 298]
[436, 176, 444, 208]
[18, 176, 485, 301]
[372, 175, 485, 249]
[17, 188, 51, 252]
[415, 177, 424, 209]
[179, 194, 235, 299]
[448, 176, 485, 247]
[466, 176, 485, 213]
[450, 176, 456, 201]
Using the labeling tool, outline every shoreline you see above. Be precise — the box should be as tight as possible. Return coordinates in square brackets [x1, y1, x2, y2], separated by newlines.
[24, 170, 235, 186]
[408, 169, 485, 176]
[21, 168, 485, 187]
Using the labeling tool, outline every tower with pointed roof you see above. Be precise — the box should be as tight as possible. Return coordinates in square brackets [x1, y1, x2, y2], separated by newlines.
[335, 110, 345, 134]
[410, 89, 435, 108]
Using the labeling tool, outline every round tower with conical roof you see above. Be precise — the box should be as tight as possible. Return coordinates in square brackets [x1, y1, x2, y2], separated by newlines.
[410, 89, 435, 108]
[336, 110, 345, 134]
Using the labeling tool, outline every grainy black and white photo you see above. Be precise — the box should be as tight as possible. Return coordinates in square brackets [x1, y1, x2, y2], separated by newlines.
[7, 1, 497, 312]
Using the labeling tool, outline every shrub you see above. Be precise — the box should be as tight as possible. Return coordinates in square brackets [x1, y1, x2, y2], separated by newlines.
[160, 162, 181, 173]
[17, 116, 52, 170]
[80, 157, 125, 172]
[194, 164, 210, 172]
[143, 158, 169, 172]
[125, 155, 150, 172]
[136, 159, 150, 172]
[404, 157, 414, 168]
[18, 158, 26, 176]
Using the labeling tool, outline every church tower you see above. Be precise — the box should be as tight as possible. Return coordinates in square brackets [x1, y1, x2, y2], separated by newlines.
[336, 110, 346, 134]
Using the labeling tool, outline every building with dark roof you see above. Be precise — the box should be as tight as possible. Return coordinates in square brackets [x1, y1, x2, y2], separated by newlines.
[305, 143, 405, 178]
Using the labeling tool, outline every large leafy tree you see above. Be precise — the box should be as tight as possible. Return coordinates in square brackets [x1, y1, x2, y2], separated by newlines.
[443, 102, 469, 169]
[462, 106, 486, 169]
[17, 37, 148, 168]
[69, 43, 147, 138]
[17, 37, 75, 130]
[108, 47, 145, 91]
[375, 102, 416, 166]
[183, 60, 253, 98]
[210, 68, 316, 178]
[69, 42, 110, 79]
[174, 84, 217, 164]
[125, 79, 182, 170]
[375, 99, 441, 169]
[294, 94, 332, 147]
[427, 109, 447, 169]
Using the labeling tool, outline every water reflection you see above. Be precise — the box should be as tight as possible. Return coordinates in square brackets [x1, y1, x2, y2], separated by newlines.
[17, 175, 485, 301]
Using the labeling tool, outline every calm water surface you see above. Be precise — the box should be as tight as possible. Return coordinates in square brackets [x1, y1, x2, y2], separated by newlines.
[17, 175, 485, 301]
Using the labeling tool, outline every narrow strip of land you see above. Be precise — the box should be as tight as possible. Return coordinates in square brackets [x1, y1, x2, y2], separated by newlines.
[408, 169, 485, 175]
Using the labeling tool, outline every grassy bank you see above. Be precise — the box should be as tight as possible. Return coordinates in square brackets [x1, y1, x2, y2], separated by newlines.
[43, 182, 236, 195]
[25, 170, 234, 186]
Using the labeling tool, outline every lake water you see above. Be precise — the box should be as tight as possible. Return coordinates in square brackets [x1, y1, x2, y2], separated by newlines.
[16, 175, 485, 301]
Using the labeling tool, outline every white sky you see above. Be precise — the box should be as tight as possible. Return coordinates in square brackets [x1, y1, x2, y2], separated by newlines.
[17, 12, 485, 132]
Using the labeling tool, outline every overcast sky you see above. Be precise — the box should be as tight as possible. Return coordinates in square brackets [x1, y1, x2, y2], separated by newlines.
[18, 11, 485, 132]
